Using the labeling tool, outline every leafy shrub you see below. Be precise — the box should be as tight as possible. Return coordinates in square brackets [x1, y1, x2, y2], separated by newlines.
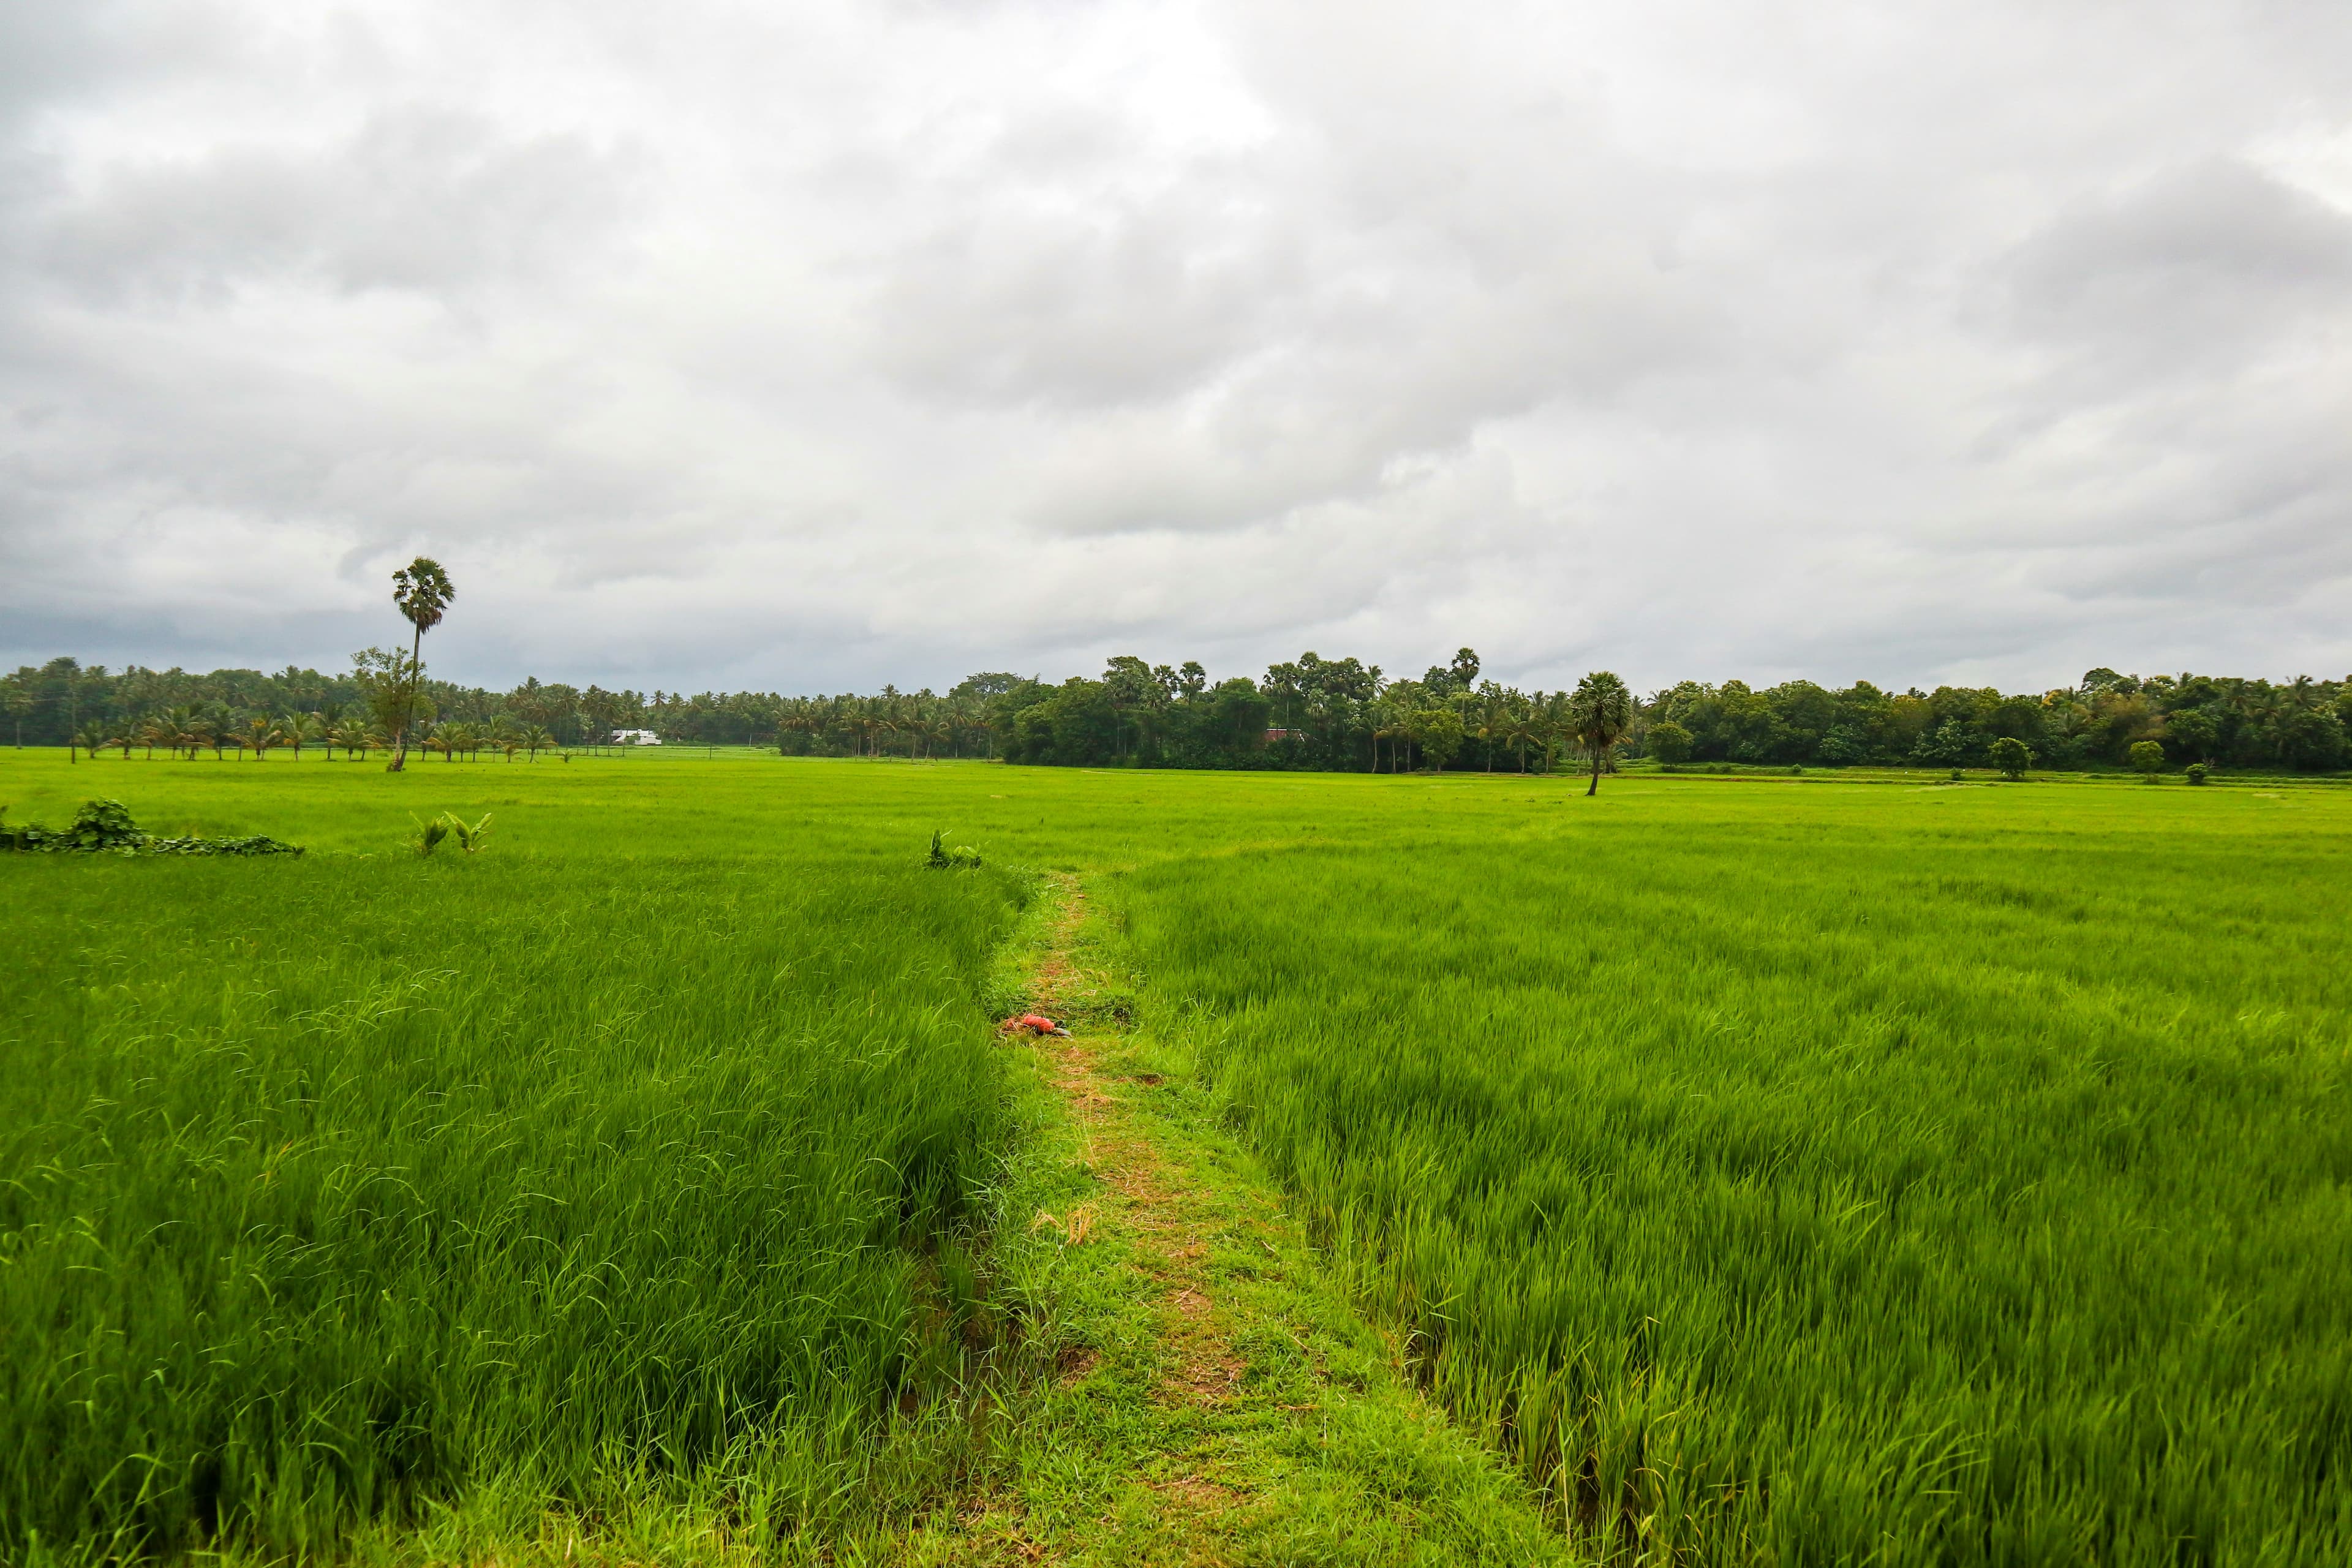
[926, 829, 982, 870]
[2186, 763, 2209, 785]
[2129, 740, 2166, 780]
[1646, 722, 1693, 766]
[1989, 736, 2034, 780]
[2, 800, 302, 857]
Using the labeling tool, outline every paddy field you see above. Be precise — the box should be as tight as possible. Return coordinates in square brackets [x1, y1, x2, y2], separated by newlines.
[2, 750, 2344, 1564]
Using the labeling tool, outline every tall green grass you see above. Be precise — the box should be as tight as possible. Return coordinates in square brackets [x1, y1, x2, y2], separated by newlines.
[0, 757, 1023, 1559]
[11, 753, 2350, 1562]
[1128, 783, 2352, 1564]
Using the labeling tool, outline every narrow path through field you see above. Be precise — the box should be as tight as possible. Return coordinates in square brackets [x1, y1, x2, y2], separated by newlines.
[1027, 874, 1270, 1471]
[891, 873, 1569, 1568]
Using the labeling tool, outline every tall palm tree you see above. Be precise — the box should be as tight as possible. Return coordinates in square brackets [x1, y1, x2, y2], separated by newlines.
[388, 557, 456, 772]
[1567, 671, 1635, 797]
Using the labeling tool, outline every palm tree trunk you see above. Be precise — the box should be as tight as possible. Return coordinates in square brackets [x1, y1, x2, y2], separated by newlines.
[1587, 751, 1602, 796]
[391, 626, 421, 771]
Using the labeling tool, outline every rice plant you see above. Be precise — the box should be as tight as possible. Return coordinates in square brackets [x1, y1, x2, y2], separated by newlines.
[0, 760, 1022, 1559]
[1125, 781, 2352, 1563]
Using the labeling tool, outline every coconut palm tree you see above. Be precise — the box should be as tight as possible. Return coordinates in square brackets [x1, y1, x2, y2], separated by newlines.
[1475, 686, 1511, 771]
[71, 720, 108, 763]
[157, 707, 198, 759]
[1567, 671, 1635, 797]
[522, 723, 554, 760]
[1366, 699, 1398, 773]
[278, 711, 321, 760]
[244, 716, 278, 758]
[1504, 706, 1542, 773]
[388, 557, 456, 772]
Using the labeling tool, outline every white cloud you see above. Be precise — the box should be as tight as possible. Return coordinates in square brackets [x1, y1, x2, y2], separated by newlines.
[4, 0, 2350, 695]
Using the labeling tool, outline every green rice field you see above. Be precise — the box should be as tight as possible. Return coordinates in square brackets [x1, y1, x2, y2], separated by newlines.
[2, 750, 2346, 1563]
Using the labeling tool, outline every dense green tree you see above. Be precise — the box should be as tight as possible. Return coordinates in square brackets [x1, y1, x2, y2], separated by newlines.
[1768, 680, 1838, 760]
[1989, 736, 2033, 780]
[1913, 720, 1973, 767]
[1648, 721, 1693, 765]
[2165, 707, 2220, 763]
[949, 671, 1032, 701]
[1819, 725, 1869, 766]
[2277, 708, 2348, 771]
[1407, 708, 1464, 771]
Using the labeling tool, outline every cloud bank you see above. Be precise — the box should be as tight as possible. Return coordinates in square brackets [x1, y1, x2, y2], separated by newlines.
[4, 0, 2350, 694]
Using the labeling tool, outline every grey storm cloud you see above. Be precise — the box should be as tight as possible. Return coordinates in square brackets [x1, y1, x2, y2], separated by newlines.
[3, 0, 2350, 696]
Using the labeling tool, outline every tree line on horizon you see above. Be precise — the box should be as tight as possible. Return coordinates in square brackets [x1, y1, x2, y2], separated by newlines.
[10, 649, 2351, 775]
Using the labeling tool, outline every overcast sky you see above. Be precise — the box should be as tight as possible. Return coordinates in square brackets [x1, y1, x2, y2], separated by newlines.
[4, 1, 2349, 696]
